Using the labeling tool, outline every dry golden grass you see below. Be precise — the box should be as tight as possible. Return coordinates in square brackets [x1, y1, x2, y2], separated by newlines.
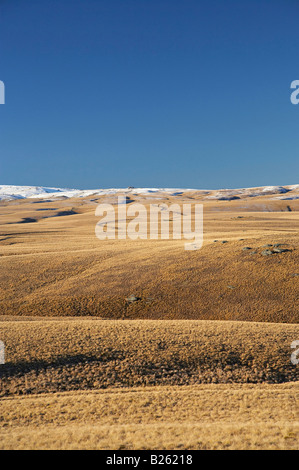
[0, 193, 298, 322]
[0, 319, 298, 397]
[0, 192, 298, 450]
[0, 384, 298, 449]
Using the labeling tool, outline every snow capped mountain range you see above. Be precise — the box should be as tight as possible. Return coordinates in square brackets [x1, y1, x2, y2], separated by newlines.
[0, 185, 193, 201]
[0, 184, 299, 202]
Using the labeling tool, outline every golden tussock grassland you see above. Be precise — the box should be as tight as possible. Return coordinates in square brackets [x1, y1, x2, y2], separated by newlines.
[0, 194, 298, 322]
[0, 384, 298, 450]
[0, 319, 298, 397]
[0, 192, 298, 449]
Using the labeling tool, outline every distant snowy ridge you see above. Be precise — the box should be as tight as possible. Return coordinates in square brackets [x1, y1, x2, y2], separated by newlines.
[0, 184, 298, 202]
[0, 185, 197, 201]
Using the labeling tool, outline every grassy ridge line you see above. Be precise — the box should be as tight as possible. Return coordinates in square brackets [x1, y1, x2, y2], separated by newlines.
[0, 320, 298, 396]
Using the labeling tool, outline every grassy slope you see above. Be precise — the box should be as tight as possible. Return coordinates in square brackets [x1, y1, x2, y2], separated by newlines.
[1, 317, 298, 450]
[0, 195, 298, 322]
[0, 384, 298, 450]
[0, 194, 298, 449]
[0, 319, 298, 395]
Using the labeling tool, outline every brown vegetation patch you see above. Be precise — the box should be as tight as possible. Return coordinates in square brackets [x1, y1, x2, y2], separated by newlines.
[0, 319, 298, 397]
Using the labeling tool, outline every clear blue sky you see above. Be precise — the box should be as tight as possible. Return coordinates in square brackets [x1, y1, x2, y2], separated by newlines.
[0, 0, 298, 189]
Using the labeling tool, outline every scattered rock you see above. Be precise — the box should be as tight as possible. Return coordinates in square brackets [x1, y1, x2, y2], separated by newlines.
[227, 285, 236, 289]
[242, 247, 252, 251]
[261, 250, 273, 256]
[263, 244, 273, 248]
[250, 251, 257, 255]
[221, 240, 228, 244]
[272, 248, 289, 253]
[125, 295, 140, 304]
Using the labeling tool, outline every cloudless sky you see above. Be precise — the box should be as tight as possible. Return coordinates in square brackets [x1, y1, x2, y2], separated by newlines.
[0, 0, 298, 189]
